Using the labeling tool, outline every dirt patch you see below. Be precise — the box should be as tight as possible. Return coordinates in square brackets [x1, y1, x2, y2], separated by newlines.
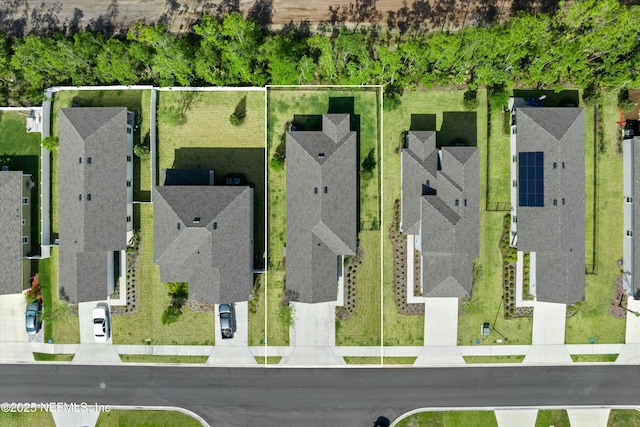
[1, 0, 565, 36]
[609, 275, 627, 319]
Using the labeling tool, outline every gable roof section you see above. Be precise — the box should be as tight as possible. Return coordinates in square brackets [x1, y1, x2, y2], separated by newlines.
[418, 145, 480, 297]
[515, 107, 585, 304]
[286, 114, 357, 304]
[153, 185, 253, 304]
[401, 131, 437, 235]
[0, 171, 24, 294]
[59, 107, 128, 302]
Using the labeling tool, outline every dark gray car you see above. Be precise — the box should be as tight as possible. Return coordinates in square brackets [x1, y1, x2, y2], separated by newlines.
[25, 302, 41, 335]
[219, 303, 236, 339]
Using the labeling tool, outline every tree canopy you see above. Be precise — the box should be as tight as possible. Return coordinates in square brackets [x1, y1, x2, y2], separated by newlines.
[0, 0, 638, 105]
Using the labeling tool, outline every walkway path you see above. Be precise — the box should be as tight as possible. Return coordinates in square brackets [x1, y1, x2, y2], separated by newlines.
[524, 301, 572, 365]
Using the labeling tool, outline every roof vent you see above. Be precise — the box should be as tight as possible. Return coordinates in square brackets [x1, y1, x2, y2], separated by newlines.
[314, 187, 318, 194]
[87, 157, 92, 164]
[319, 152, 325, 158]
[87, 194, 91, 201]
[193, 217, 201, 224]
[177, 223, 181, 230]
[324, 186, 328, 194]
[213, 222, 217, 230]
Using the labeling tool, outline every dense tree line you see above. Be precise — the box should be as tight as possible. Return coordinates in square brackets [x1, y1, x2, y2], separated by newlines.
[0, 0, 638, 105]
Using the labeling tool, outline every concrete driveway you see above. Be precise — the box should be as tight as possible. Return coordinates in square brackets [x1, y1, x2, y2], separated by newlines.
[208, 302, 255, 365]
[78, 301, 111, 344]
[214, 302, 248, 346]
[531, 301, 566, 345]
[0, 293, 30, 342]
[424, 297, 459, 346]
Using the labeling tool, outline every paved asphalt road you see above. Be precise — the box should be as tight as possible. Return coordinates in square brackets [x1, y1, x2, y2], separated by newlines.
[1, 364, 638, 426]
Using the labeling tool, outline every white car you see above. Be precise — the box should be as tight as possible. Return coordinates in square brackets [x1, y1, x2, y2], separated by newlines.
[93, 305, 110, 342]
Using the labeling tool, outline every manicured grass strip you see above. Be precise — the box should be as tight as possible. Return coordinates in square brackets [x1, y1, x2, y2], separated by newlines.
[463, 355, 525, 364]
[253, 356, 282, 364]
[570, 354, 618, 363]
[119, 355, 209, 364]
[335, 231, 381, 346]
[0, 410, 55, 427]
[112, 204, 215, 345]
[265, 271, 290, 346]
[343, 357, 416, 365]
[608, 409, 640, 427]
[32, 352, 74, 362]
[96, 409, 203, 427]
[535, 410, 570, 427]
[37, 249, 80, 344]
[396, 410, 498, 427]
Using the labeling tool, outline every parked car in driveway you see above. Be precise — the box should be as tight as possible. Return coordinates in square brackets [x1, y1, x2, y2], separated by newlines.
[93, 305, 110, 342]
[219, 303, 236, 339]
[25, 302, 41, 334]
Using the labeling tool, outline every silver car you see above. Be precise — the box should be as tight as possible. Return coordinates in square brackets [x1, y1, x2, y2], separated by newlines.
[25, 302, 41, 335]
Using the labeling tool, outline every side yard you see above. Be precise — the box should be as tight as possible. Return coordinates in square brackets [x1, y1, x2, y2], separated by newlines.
[565, 91, 625, 344]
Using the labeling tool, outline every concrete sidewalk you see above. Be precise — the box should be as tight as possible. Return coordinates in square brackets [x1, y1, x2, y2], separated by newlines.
[495, 409, 537, 427]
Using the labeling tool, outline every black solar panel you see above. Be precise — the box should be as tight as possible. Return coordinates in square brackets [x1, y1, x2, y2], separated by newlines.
[519, 152, 544, 207]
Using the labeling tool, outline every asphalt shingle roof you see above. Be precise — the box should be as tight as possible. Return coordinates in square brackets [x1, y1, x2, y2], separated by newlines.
[0, 171, 25, 294]
[153, 185, 254, 303]
[515, 107, 585, 304]
[401, 131, 479, 298]
[286, 114, 357, 304]
[58, 107, 128, 302]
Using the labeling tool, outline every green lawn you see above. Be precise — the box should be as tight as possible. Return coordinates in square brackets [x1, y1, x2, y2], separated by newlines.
[32, 352, 74, 361]
[335, 231, 382, 346]
[343, 356, 416, 365]
[264, 270, 290, 346]
[248, 274, 266, 346]
[608, 410, 640, 427]
[487, 99, 511, 204]
[0, 411, 55, 427]
[570, 354, 618, 363]
[396, 410, 498, 427]
[565, 92, 626, 344]
[37, 248, 79, 343]
[157, 90, 266, 263]
[96, 409, 203, 427]
[119, 355, 208, 364]
[254, 356, 282, 364]
[463, 355, 525, 364]
[0, 111, 42, 248]
[112, 204, 215, 345]
[536, 410, 570, 427]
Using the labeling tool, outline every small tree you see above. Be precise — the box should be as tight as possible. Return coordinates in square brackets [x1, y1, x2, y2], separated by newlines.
[42, 136, 59, 152]
[463, 89, 479, 110]
[582, 83, 601, 107]
[134, 143, 150, 159]
[360, 148, 376, 180]
[229, 95, 247, 126]
[618, 89, 637, 113]
[270, 136, 286, 171]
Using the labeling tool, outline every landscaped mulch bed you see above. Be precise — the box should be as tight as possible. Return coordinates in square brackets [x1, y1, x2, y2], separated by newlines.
[390, 199, 424, 316]
[610, 275, 627, 319]
[336, 245, 364, 321]
[499, 214, 533, 319]
[112, 232, 140, 316]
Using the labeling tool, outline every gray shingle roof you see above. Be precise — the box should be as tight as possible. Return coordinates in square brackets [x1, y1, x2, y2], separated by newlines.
[153, 185, 254, 303]
[0, 171, 25, 294]
[286, 114, 357, 304]
[515, 107, 585, 304]
[401, 131, 437, 235]
[58, 107, 129, 303]
[401, 131, 479, 298]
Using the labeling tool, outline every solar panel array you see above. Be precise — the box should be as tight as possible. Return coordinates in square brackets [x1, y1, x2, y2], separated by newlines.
[519, 151, 544, 207]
